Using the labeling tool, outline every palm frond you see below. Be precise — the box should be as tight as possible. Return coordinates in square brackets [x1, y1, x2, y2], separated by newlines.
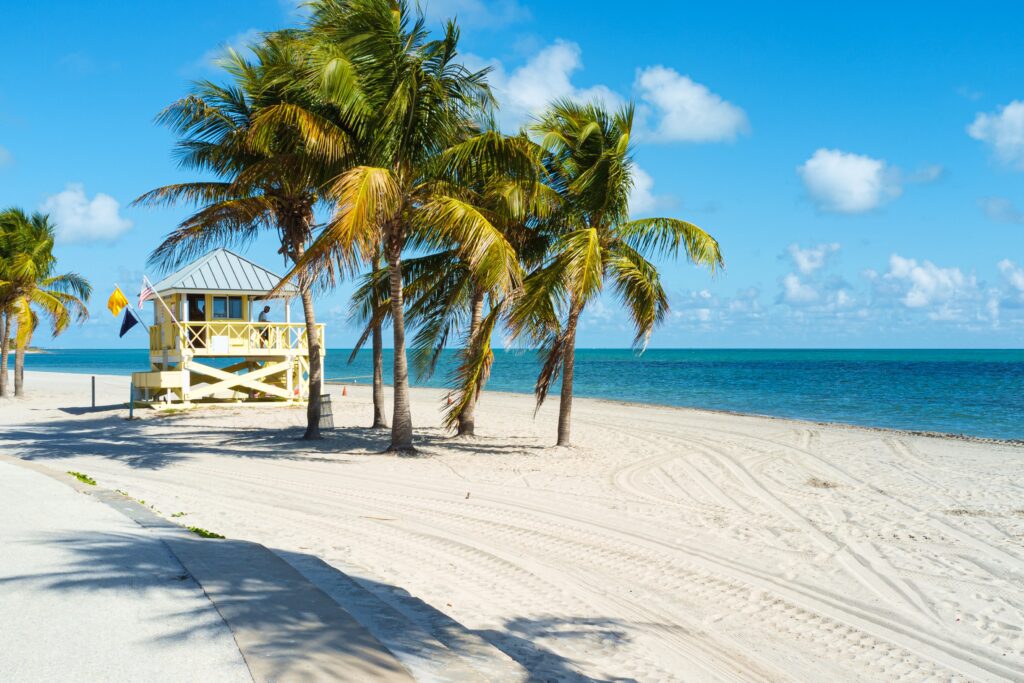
[131, 182, 237, 208]
[560, 228, 604, 305]
[532, 328, 569, 410]
[442, 301, 501, 430]
[616, 217, 724, 271]
[148, 197, 275, 270]
[606, 242, 668, 350]
[413, 195, 520, 293]
[505, 257, 568, 347]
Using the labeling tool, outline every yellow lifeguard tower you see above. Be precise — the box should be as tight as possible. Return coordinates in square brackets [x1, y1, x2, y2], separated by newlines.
[131, 248, 325, 405]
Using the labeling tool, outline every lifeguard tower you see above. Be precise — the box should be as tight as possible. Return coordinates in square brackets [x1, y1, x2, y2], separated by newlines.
[131, 248, 325, 406]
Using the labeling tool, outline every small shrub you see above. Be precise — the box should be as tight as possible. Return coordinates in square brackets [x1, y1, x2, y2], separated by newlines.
[170, 511, 187, 518]
[67, 471, 96, 486]
[187, 526, 225, 539]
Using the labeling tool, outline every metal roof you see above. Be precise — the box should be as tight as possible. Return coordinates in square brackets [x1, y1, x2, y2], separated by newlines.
[148, 248, 299, 298]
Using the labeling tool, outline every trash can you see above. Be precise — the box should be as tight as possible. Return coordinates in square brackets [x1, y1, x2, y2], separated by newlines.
[318, 394, 334, 429]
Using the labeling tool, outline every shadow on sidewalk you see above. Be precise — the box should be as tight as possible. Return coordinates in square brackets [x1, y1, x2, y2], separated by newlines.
[2, 530, 639, 682]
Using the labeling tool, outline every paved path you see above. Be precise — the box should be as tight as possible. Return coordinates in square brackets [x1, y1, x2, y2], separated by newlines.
[0, 458, 252, 683]
[0, 457, 415, 682]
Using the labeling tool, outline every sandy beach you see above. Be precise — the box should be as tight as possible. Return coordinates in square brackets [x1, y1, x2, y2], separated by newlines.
[2, 370, 1023, 682]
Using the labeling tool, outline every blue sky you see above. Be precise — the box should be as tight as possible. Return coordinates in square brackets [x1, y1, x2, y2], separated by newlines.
[2, 0, 1023, 348]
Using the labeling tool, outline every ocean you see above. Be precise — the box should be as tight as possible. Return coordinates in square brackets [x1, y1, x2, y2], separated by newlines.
[21, 348, 1024, 441]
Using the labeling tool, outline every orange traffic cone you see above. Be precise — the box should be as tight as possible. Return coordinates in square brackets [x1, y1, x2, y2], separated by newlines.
[342, 385, 348, 397]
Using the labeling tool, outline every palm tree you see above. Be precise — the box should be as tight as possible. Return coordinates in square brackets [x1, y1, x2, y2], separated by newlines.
[414, 145, 556, 437]
[279, 0, 523, 451]
[510, 100, 724, 446]
[0, 218, 13, 397]
[368, 249, 388, 429]
[349, 248, 493, 435]
[347, 127, 553, 438]
[135, 37, 348, 439]
[0, 311, 8, 397]
[0, 209, 91, 397]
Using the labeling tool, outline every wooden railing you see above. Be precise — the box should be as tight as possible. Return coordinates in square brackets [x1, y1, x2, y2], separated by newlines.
[149, 321, 324, 356]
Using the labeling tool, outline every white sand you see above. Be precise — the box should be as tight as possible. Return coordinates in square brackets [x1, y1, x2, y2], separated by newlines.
[2, 370, 1023, 682]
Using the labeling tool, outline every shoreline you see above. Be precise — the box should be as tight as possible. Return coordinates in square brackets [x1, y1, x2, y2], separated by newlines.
[14, 368, 1024, 447]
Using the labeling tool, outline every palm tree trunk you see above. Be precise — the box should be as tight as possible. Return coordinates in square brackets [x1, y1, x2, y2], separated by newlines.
[14, 332, 25, 398]
[294, 241, 322, 441]
[556, 304, 583, 447]
[371, 252, 387, 429]
[0, 312, 10, 398]
[457, 287, 486, 437]
[386, 234, 414, 452]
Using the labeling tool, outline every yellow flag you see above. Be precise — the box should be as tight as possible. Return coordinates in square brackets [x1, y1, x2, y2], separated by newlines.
[107, 287, 129, 317]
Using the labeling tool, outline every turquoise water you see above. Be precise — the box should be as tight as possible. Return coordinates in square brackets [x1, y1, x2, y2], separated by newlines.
[23, 348, 1024, 441]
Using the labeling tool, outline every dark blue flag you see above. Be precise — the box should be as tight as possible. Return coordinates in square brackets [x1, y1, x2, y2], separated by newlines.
[119, 309, 139, 338]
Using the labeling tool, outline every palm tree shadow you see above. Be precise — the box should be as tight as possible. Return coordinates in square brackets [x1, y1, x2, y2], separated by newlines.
[0, 412, 385, 469]
[1, 531, 409, 680]
[1, 408, 551, 470]
[6, 530, 646, 681]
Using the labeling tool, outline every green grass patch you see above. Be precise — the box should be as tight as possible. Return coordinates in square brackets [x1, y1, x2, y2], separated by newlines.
[67, 471, 96, 486]
[187, 526, 225, 539]
[170, 511, 188, 518]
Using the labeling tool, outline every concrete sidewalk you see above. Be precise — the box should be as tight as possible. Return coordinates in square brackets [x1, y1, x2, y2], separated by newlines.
[0, 458, 415, 682]
[0, 459, 252, 683]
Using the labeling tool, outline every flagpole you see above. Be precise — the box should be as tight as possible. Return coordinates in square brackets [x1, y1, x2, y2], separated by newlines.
[142, 275, 178, 325]
[113, 282, 149, 332]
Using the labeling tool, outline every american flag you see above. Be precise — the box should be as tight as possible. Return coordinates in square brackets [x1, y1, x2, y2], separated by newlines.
[139, 280, 155, 308]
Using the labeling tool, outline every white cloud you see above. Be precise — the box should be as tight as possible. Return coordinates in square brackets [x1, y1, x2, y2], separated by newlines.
[628, 165, 672, 215]
[787, 243, 840, 275]
[469, 41, 621, 128]
[860, 255, 1024, 328]
[781, 273, 819, 304]
[979, 196, 1024, 224]
[968, 100, 1024, 169]
[424, 0, 529, 26]
[634, 66, 749, 142]
[669, 287, 763, 329]
[470, 43, 747, 144]
[987, 293, 1001, 324]
[667, 255, 1024, 337]
[0, 145, 11, 167]
[999, 259, 1024, 298]
[777, 243, 855, 310]
[883, 255, 975, 309]
[192, 29, 262, 72]
[798, 148, 901, 213]
[41, 183, 133, 243]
